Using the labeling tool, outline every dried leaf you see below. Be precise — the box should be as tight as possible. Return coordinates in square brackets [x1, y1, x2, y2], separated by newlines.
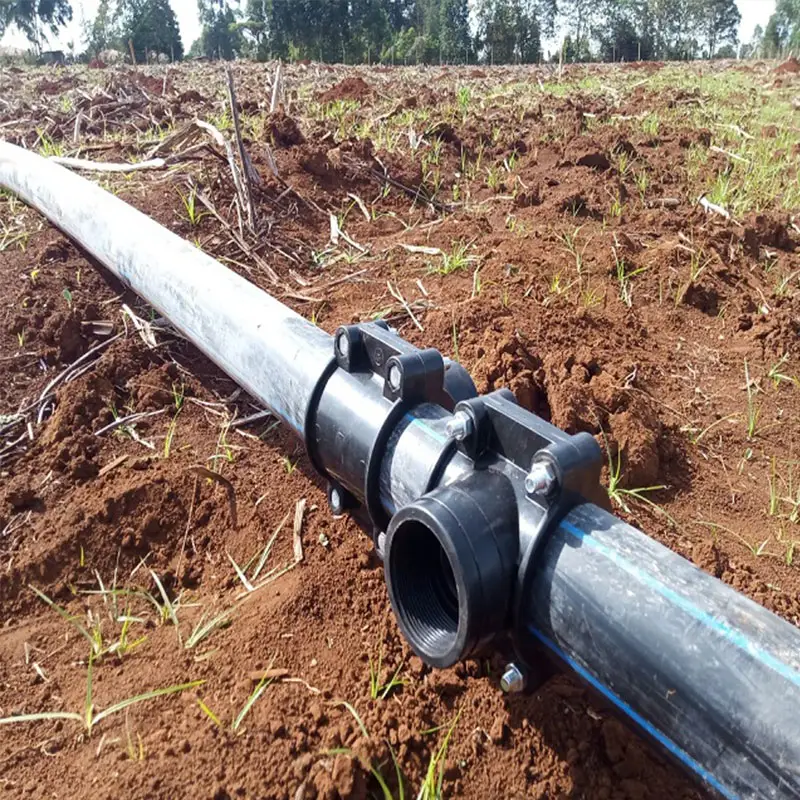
[347, 193, 371, 222]
[98, 454, 129, 477]
[329, 213, 340, 245]
[248, 668, 289, 682]
[399, 243, 443, 256]
[293, 498, 307, 563]
[121, 304, 158, 349]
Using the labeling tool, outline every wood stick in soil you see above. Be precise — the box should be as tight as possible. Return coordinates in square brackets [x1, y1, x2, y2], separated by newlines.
[193, 188, 282, 286]
[225, 67, 257, 234]
[293, 498, 306, 563]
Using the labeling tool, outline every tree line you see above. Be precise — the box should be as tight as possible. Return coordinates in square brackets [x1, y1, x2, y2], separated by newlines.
[750, 0, 800, 58]
[2, 0, 799, 65]
[86, 0, 184, 62]
[208, 0, 745, 64]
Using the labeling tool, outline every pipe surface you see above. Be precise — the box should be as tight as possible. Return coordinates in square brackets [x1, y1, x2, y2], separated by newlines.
[0, 142, 332, 436]
[535, 504, 800, 800]
[394, 409, 800, 797]
[3, 142, 800, 799]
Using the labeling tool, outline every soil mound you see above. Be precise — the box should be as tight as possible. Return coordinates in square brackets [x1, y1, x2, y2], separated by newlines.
[774, 57, 800, 75]
[320, 76, 373, 103]
[268, 111, 305, 147]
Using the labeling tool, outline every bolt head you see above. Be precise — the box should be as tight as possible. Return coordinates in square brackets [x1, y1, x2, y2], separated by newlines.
[524, 462, 557, 496]
[336, 332, 350, 358]
[388, 363, 402, 391]
[330, 487, 343, 512]
[445, 410, 474, 441]
[375, 530, 387, 559]
[500, 663, 526, 694]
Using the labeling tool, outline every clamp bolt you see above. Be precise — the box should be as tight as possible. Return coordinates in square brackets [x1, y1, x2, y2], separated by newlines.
[500, 663, 527, 694]
[336, 331, 350, 358]
[524, 462, 558, 496]
[387, 363, 402, 391]
[445, 410, 474, 442]
[329, 487, 344, 514]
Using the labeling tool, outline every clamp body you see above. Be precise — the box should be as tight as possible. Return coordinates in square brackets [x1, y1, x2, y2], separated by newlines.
[305, 321, 604, 671]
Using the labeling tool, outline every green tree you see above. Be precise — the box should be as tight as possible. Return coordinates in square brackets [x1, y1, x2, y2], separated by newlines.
[595, 4, 642, 61]
[696, 0, 740, 58]
[439, 0, 469, 62]
[764, 0, 800, 55]
[381, 25, 417, 62]
[385, 0, 413, 30]
[187, 37, 202, 57]
[533, 0, 557, 37]
[350, 0, 390, 62]
[237, 0, 269, 58]
[591, 0, 734, 62]
[242, 0, 416, 61]
[476, 0, 541, 64]
[414, 0, 441, 62]
[629, 0, 703, 60]
[763, 15, 783, 55]
[514, 0, 541, 62]
[83, 0, 118, 56]
[593, 0, 653, 61]
[249, 0, 351, 62]
[650, 0, 687, 58]
[714, 42, 736, 57]
[560, 0, 597, 58]
[0, 0, 72, 50]
[477, 0, 512, 63]
[197, 0, 243, 59]
[120, 0, 183, 61]
[746, 23, 764, 58]
[216, 0, 760, 67]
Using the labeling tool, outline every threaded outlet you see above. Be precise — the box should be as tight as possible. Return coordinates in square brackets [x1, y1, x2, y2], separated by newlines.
[388, 520, 459, 659]
[384, 474, 518, 668]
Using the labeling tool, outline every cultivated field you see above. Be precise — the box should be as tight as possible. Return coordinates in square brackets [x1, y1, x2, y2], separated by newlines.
[1, 57, 799, 799]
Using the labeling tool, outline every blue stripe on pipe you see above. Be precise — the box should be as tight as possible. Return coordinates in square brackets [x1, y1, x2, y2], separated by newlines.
[405, 412, 448, 444]
[559, 519, 800, 690]
[528, 625, 739, 800]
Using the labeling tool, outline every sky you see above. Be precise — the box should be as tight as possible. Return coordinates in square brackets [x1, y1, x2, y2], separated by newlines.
[729, 0, 779, 41]
[0, 0, 779, 54]
[1, 0, 203, 51]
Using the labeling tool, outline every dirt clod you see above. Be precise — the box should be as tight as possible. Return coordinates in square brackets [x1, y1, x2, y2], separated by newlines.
[774, 57, 800, 75]
[319, 76, 373, 103]
[269, 111, 306, 147]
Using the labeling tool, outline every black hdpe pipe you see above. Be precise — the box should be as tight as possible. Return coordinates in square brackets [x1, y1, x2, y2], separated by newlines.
[2, 142, 799, 799]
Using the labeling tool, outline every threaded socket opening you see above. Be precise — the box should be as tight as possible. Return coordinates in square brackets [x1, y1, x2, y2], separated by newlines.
[388, 520, 459, 659]
[385, 474, 518, 668]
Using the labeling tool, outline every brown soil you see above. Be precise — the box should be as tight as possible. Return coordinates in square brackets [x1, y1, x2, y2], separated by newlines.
[319, 76, 374, 103]
[1, 59, 799, 800]
[774, 56, 800, 75]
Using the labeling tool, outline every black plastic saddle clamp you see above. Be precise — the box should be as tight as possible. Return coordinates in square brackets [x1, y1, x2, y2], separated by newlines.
[308, 321, 606, 674]
[318, 320, 477, 538]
